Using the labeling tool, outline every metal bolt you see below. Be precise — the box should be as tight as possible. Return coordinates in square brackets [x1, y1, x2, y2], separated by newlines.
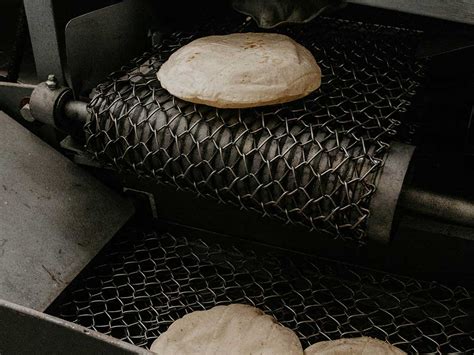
[46, 74, 57, 90]
[20, 103, 35, 123]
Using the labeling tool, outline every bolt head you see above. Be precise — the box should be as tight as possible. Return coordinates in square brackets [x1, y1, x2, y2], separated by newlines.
[46, 74, 57, 90]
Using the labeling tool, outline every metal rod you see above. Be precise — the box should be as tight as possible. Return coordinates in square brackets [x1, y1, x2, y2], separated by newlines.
[399, 186, 474, 228]
[63, 100, 89, 126]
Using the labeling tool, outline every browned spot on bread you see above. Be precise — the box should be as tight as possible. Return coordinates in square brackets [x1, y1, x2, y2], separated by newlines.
[186, 52, 201, 62]
[242, 39, 265, 49]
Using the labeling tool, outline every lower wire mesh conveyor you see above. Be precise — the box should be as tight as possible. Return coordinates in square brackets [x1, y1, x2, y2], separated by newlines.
[47, 223, 474, 353]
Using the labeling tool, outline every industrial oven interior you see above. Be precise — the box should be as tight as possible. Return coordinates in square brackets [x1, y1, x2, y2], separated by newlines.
[0, 0, 473, 353]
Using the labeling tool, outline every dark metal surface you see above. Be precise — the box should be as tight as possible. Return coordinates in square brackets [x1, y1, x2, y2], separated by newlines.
[23, 0, 65, 84]
[3, 2, 28, 82]
[399, 188, 474, 229]
[416, 35, 474, 59]
[85, 17, 425, 244]
[349, 0, 474, 25]
[49, 223, 474, 353]
[0, 111, 134, 311]
[65, 0, 154, 96]
[399, 214, 474, 243]
[0, 299, 151, 355]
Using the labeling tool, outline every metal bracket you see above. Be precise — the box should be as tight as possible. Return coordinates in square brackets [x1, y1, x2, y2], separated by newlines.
[123, 188, 159, 220]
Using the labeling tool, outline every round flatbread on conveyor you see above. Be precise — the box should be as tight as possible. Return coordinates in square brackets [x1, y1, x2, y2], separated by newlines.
[304, 337, 406, 355]
[157, 33, 321, 108]
[150, 304, 304, 355]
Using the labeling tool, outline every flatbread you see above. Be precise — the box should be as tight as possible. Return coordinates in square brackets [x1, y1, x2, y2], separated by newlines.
[304, 337, 406, 355]
[157, 33, 321, 108]
[150, 304, 303, 354]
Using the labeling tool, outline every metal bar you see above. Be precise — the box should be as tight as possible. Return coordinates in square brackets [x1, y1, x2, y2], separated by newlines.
[23, 0, 65, 84]
[349, 0, 474, 25]
[399, 187, 474, 228]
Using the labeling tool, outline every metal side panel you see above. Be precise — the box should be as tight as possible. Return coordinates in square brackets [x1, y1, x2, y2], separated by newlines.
[0, 299, 151, 355]
[65, 0, 155, 96]
[0, 111, 134, 311]
[349, 0, 474, 25]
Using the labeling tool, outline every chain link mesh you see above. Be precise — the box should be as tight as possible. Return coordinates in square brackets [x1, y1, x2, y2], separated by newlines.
[85, 17, 425, 242]
[48, 225, 474, 353]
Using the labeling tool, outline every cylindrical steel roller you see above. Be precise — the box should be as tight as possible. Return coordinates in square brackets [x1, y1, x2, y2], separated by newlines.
[49, 99, 474, 244]
[84, 80, 393, 242]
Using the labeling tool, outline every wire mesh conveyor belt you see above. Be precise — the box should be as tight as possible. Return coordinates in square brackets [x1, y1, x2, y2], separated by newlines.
[48, 224, 474, 353]
[85, 17, 425, 243]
